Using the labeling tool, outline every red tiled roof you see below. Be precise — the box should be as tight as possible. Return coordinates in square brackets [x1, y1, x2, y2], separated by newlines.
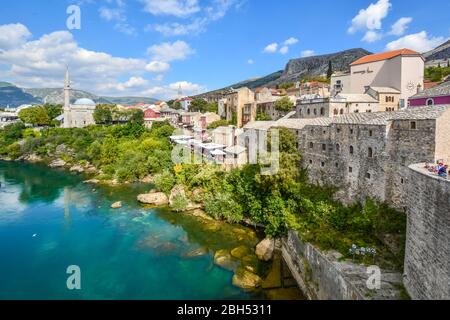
[424, 81, 440, 90]
[351, 49, 422, 66]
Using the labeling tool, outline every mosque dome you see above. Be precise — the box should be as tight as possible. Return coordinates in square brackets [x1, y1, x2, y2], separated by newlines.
[74, 98, 96, 106]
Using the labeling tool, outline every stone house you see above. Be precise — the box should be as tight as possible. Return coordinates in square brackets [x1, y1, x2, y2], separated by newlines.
[296, 93, 379, 119]
[222, 87, 256, 128]
[245, 105, 450, 209]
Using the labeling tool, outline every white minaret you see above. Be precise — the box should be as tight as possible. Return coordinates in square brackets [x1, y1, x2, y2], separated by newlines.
[63, 67, 71, 128]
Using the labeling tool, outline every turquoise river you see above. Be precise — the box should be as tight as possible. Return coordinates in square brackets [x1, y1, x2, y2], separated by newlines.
[0, 161, 302, 300]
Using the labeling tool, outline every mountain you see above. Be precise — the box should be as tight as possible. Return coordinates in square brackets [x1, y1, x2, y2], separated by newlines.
[424, 40, 450, 66]
[198, 48, 371, 96]
[0, 83, 158, 108]
[101, 96, 159, 105]
[267, 48, 372, 87]
[0, 83, 41, 107]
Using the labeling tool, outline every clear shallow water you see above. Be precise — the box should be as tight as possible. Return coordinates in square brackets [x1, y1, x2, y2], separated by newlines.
[0, 161, 263, 300]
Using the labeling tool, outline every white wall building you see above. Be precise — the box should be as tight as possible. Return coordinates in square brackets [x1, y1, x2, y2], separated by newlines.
[349, 49, 424, 108]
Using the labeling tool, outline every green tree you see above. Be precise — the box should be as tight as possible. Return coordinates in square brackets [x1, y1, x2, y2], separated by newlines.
[18, 106, 50, 126]
[207, 119, 229, 129]
[189, 98, 208, 112]
[327, 61, 333, 79]
[275, 96, 294, 112]
[173, 101, 182, 110]
[1, 122, 25, 144]
[154, 171, 176, 194]
[278, 83, 295, 90]
[256, 111, 271, 121]
[43, 104, 63, 120]
[93, 105, 113, 124]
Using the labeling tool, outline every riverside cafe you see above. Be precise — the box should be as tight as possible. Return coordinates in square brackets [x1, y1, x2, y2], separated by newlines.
[169, 135, 226, 163]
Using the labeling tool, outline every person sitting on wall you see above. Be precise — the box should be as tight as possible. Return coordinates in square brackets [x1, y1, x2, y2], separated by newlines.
[438, 164, 448, 178]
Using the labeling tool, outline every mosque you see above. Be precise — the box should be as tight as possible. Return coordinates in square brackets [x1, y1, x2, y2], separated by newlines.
[63, 68, 96, 128]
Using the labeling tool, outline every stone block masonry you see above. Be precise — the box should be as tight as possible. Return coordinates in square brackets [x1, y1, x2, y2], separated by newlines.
[404, 164, 450, 300]
[282, 230, 403, 300]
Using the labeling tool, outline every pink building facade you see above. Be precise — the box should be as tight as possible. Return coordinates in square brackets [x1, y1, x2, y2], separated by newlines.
[409, 81, 450, 108]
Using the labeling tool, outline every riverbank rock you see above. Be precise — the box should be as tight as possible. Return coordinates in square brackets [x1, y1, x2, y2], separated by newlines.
[70, 164, 85, 173]
[169, 185, 203, 211]
[111, 201, 122, 209]
[214, 249, 239, 271]
[256, 238, 275, 261]
[189, 209, 214, 221]
[137, 192, 169, 206]
[49, 159, 66, 168]
[231, 246, 251, 260]
[169, 185, 186, 205]
[84, 179, 100, 184]
[140, 175, 155, 184]
[25, 154, 42, 163]
[232, 267, 262, 290]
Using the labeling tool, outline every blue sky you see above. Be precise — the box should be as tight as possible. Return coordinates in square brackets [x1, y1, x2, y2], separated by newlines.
[0, 0, 449, 100]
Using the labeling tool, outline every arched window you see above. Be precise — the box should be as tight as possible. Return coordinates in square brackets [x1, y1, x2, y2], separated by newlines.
[309, 142, 314, 149]
[340, 109, 344, 114]
[336, 144, 340, 152]
[334, 109, 338, 115]
[313, 109, 317, 115]
[426, 98, 434, 106]
[307, 108, 310, 115]
[349, 146, 354, 155]
[368, 147, 373, 158]
[320, 107, 325, 116]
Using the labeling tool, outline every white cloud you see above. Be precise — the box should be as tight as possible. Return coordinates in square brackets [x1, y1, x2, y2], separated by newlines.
[301, 50, 315, 58]
[385, 31, 446, 52]
[98, 76, 149, 92]
[0, 26, 152, 95]
[99, 1, 136, 36]
[0, 23, 31, 50]
[145, 61, 171, 73]
[247, 59, 254, 65]
[140, 0, 200, 17]
[284, 37, 298, 46]
[151, 18, 207, 36]
[142, 81, 207, 100]
[362, 30, 383, 43]
[263, 43, 278, 53]
[389, 17, 413, 36]
[348, 0, 391, 34]
[0, 24, 203, 99]
[147, 41, 195, 62]
[279, 46, 289, 55]
[150, 0, 242, 36]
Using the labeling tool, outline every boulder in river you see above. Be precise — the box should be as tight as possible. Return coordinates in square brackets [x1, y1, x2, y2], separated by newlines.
[70, 164, 85, 173]
[49, 159, 66, 168]
[256, 238, 275, 261]
[232, 267, 262, 290]
[111, 201, 122, 209]
[231, 245, 251, 260]
[214, 249, 239, 271]
[137, 192, 169, 206]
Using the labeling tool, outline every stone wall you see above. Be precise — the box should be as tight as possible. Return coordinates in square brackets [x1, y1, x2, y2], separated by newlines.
[282, 230, 403, 300]
[403, 164, 450, 300]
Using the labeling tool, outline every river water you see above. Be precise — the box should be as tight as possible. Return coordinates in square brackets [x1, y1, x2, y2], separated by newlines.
[0, 160, 276, 300]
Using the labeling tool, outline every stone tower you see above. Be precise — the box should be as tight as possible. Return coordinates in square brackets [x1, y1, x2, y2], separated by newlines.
[63, 67, 71, 128]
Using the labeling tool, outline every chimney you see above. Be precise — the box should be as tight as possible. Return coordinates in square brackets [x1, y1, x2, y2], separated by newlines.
[416, 84, 422, 94]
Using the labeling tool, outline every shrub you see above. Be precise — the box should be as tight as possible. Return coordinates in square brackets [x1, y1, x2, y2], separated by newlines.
[171, 193, 189, 212]
[154, 171, 176, 194]
[205, 192, 243, 223]
[6, 143, 22, 159]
